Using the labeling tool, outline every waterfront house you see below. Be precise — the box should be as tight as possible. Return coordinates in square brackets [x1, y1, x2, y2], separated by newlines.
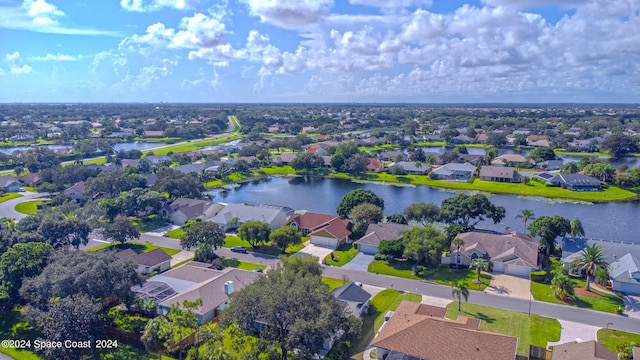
[534, 173, 602, 191]
[479, 166, 521, 183]
[355, 222, 411, 255]
[447, 231, 539, 277]
[491, 154, 527, 167]
[430, 162, 476, 181]
[209, 203, 290, 231]
[165, 198, 224, 226]
[391, 161, 431, 175]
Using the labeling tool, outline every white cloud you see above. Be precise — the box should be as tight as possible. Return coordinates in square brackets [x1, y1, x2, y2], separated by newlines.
[348, 0, 432, 10]
[481, 0, 584, 9]
[31, 53, 80, 61]
[10, 64, 33, 75]
[5, 52, 33, 75]
[242, 0, 334, 29]
[22, 0, 64, 26]
[120, 0, 199, 12]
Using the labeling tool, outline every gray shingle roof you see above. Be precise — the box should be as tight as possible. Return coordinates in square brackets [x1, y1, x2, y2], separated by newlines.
[609, 253, 640, 285]
[455, 231, 539, 267]
[356, 223, 411, 246]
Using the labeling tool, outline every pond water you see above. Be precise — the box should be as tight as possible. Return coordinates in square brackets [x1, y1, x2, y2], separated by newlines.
[209, 176, 640, 244]
[0, 142, 165, 155]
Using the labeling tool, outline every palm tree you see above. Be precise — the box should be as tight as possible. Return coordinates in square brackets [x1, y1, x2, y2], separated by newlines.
[452, 237, 464, 251]
[570, 217, 585, 238]
[571, 244, 609, 292]
[471, 258, 490, 283]
[451, 282, 469, 311]
[515, 209, 535, 235]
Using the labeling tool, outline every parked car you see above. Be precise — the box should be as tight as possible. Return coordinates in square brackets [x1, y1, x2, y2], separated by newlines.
[230, 246, 247, 253]
[252, 268, 263, 273]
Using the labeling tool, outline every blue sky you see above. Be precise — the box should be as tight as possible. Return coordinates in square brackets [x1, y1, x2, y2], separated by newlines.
[0, 0, 638, 103]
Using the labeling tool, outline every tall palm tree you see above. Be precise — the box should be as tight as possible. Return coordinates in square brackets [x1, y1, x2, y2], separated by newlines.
[571, 244, 609, 292]
[471, 258, 490, 283]
[570, 217, 585, 238]
[452, 237, 464, 251]
[451, 282, 469, 311]
[515, 209, 535, 235]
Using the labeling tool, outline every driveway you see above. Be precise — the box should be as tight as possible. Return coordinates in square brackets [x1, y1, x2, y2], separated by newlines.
[484, 273, 532, 300]
[547, 319, 600, 346]
[623, 295, 640, 319]
[296, 244, 334, 263]
[342, 252, 374, 271]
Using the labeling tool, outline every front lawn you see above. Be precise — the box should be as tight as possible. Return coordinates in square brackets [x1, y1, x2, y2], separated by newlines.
[368, 260, 490, 290]
[322, 276, 349, 290]
[597, 328, 640, 354]
[221, 257, 266, 271]
[530, 278, 624, 313]
[15, 200, 41, 214]
[0, 192, 22, 204]
[446, 302, 561, 356]
[132, 215, 168, 233]
[325, 243, 359, 266]
[223, 235, 305, 255]
[85, 242, 181, 256]
[165, 228, 185, 239]
[352, 289, 422, 355]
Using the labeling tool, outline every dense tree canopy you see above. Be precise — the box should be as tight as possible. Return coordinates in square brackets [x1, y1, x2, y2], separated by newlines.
[0, 242, 53, 306]
[224, 256, 360, 360]
[403, 202, 440, 226]
[237, 221, 272, 248]
[152, 168, 204, 199]
[439, 194, 505, 230]
[336, 189, 384, 218]
[401, 226, 448, 267]
[528, 216, 571, 256]
[269, 225, 302, 253]
[101, 216, 141, 244]
[599, 133, 639, 158]
[180, 221, 225, 251]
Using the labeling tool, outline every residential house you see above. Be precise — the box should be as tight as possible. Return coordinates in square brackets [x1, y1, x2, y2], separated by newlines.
[366, 157, 385, 172]
[355, 222, 411, 255]
[144, 155, 171, 165]
[527, 134, 549, 145]
[272, 153, 297, 165]
[304, 144, 329, 156]
[116, 248, 172, 274]
[332, 283, 371, 318]
[430, 162, 476, 181]
[63, 181, 86, 200]
[529, 139, 551, 147]
[447, 231, 539, 277]
[391, 161, 431, 175]
[540, 159, 564, 171]
[209, 203, 290, 231]
[378, 150, 406, 162]
[0, 176, 22, 192]
[120, 159, 140, 169]
[491, 154, 527, 167]
[479, 166, 521, 183]
[133, 262, 262, 324]
[372, 301, 517, 360]
[288, 212, 351, 248]
[19, 172, 43, 187]
[142, 130, 164, 138]
[165, 198, 224, 225]
[475, 133, 488, 143]
[534, 173, 602, 191]
[609, 254, 640, 295]
[451, 134, 474, 144]
[140, 173, 158, 187]
[173, 160, 220, 175]
[551, 340, 617, 360]
[457, 153, 483, 165]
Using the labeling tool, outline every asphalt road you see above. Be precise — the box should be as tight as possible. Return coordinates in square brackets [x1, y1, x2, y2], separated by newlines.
[80, 231, 640, 333]
[0, 192, 48, 221]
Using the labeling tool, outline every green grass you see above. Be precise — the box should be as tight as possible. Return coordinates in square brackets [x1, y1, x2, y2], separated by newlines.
[223, 235, 305, 255]
[145, 134, 242, 155]
[325, 243, 360, 266]
[352, 289, 422, 355]
[85, 241, 181, 256]
[171, 257, 194, 268]
[257, 166, 296, 176]
[165, 228, 185, 239]
[223, 235, 252, 248]
[322, 276, 348, 290]
[446, 302, 561, 355]
[98, 343, 176, 360]
[131, 214, 168, 233]
[0, 308, 43, 360]
[530, 278, 624, 313]
[368, 261, 490, 291]
[0, 192, 22, 204]
[597, 328, 640, 354]
[221, 257, 266, 271]
[14, 200, 41, 215]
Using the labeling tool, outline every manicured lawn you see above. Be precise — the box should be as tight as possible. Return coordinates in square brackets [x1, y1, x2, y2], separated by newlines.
[132, 214, 168, 233]
[15, 200, 41, 214]
[446, 302, 561, 355]
[325, 244, 359, 267]
[257, 166, 296, 176]
[146, 135, 242, 155]
[597, 328, 640, 354]
[223, 235, 304, 255]
[165, 228, 185, 239]
[368, 260, 490, 290]
[221, 257, 266, 271]
[530, 279, 624, 313]
[85, 242, 181, 256]
[0, 192, 22, 204]
[352, 289, 422, 355]
[322, 276, 348, 290]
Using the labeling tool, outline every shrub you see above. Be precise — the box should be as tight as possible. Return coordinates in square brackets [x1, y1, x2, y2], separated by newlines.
[379, 239, 405, 258]
[595, 268, 609, 286]
[530, 270, 547, 283]
[551, 272, 575, 300]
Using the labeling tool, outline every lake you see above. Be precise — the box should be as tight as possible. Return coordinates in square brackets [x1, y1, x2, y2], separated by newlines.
[209, 176, 640, 244]
[0, 142, 165, 155]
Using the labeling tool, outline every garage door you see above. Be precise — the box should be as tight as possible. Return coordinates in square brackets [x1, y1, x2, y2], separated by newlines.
[359, 244, 378, 255]
[493, 262, 505, 273]
[311, 236, 336, 249]
[505, 264, 532, 277]
[618, 282, 640, 296]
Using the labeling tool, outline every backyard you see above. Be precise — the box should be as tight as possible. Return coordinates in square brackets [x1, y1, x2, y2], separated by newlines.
[445, 302, 561, 355]
[368, 260, 490, 290]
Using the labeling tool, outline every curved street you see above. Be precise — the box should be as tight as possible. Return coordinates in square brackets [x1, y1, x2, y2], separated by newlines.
[0, 192, 48, 221]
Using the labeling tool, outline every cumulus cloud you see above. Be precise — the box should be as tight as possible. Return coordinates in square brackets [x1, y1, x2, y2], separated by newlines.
[120, 0, 199, 12]
[22, 0, 65, 25]
[5, 52, 33, 75]
[481, 0, 584, 9]
[349, 0, 432, 11]
[31, 53, 80, 61]
[242, 0, 334, 29]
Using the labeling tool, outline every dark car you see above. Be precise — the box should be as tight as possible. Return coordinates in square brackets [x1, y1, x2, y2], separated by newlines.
[230, 246, 248, 253]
